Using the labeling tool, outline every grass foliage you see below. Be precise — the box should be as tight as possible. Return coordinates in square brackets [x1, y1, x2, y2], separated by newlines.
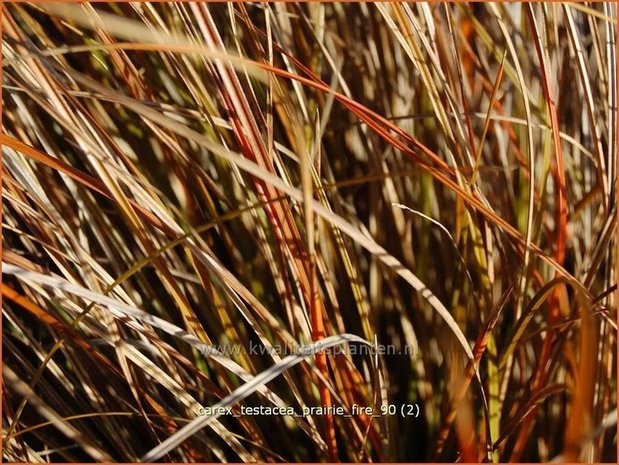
[2, 2, 617, 462]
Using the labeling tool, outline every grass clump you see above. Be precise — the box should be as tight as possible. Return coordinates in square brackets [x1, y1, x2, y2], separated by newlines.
[2, 2, 616, 462]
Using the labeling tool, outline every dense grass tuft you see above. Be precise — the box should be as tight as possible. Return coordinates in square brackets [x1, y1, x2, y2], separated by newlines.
[2, 2, 616, 462]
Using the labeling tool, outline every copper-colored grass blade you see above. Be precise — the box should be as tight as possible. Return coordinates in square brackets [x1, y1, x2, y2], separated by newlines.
[1, 134, 175, 238]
